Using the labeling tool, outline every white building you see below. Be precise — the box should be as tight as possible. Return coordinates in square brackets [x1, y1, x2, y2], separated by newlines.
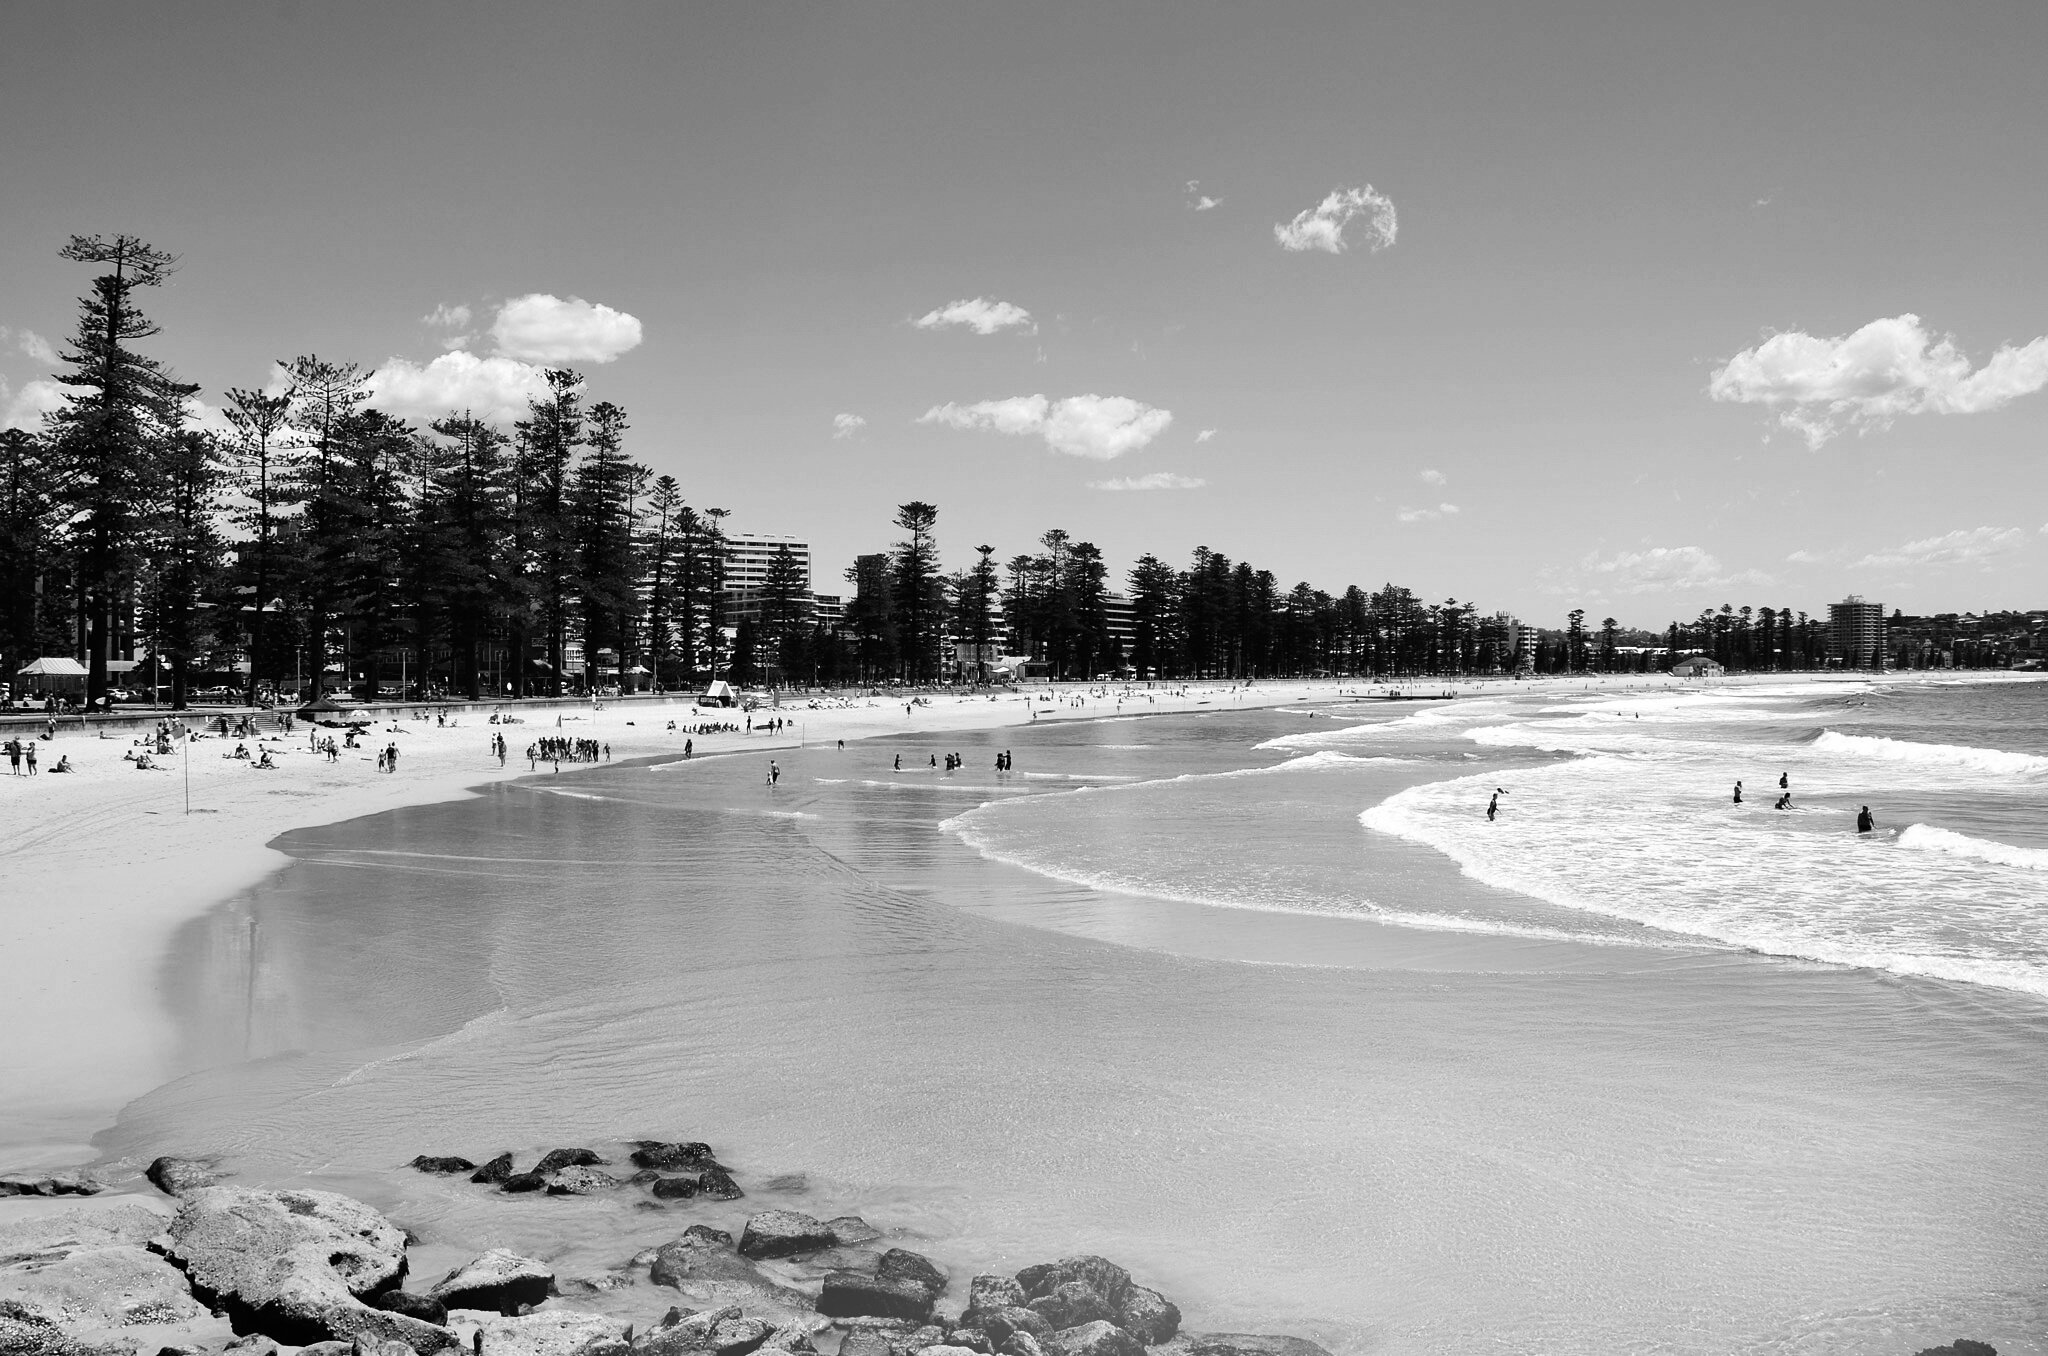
[722, 534, 811, 592]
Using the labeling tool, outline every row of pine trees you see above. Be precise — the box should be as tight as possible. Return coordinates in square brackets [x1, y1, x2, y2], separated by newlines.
[0, 233, 1862, 710]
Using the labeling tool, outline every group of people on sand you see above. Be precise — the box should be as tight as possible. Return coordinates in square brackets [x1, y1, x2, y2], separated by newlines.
[5, 737, 46, 774]
[526, 736, 607, 769]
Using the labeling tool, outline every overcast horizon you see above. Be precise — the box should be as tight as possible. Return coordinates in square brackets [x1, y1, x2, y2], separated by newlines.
[4, 1, 2045, 630]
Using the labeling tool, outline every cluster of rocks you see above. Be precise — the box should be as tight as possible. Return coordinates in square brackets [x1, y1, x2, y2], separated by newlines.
[407, 1145, 741, 1203]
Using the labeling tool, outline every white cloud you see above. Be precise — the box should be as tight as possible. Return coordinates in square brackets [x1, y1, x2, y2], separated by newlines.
[1, 327, 58, 364]
[1419, 468, 1446, 486]
[1274, 185, 1398, 254]
[181, 396, 235, 434]
[913, 297, 1035, 336]
[1576, 545, 1769, 595]
[1185, 180, 1221, 211]
[1195, 428, 1217, 443]
[1396, 502, 1460, 523]
[1092, 472, 1207, 491]
[1708, 314, 2048, 447]
[832, 412, 866, 440]
[1851, 526, 2026, 570]
[918, 393, 1171, 460]
[1, 377, 65, 430]
[366, 351, 553, 425]
[422, 304, 472, 330]
[1785, 549, 1824, 564]
[489, 293, 643, 364]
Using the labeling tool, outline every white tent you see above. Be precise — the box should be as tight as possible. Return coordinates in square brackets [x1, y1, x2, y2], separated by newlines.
[17, 657, 87, 677]
[702, 679, 738, 707]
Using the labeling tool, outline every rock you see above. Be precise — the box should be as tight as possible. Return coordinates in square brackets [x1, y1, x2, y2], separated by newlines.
[1913, 1345, 1997, 1356]
[835, 1332, 894, 1356]
[368, 1290, 449, 1325]
[145, 1156, 221, 1198]
[943, 1331, 990, 1353]
[500, 1174, 550, 1194]
[1048, 1322, 1143, 1356]
[692, 1168, 743, 1202]
[1109, 1287, 1176, 1345]
[816, 1273, 936, 1324]
[1015, 1261, 1128, 1311]
[301, 1342, 355, 1356]
[999, 1334, 1049, 1356]
[1027, 1284, 1112, 1333]
[562, 1273, 635, 1295]
[1173, 1336, 1336, 1356]
[972, 1309, 1048, 1349]
[533, 1150, 605, 1176]
[820, 1218, 881, 1247]
[876, 1252, 946, 1306]
[545, 1167, 622, 1196]
[470, 1154, 515, 1185]
[351, 1337, 423, 1356]
[910, 1347, 979, 1356]
[430, 1250, 554, 1316]
[629, 1144, 717, 1171]
[646, 1234, 810, 1319]
[0, 1174, 99, 1198]
[0, 1203, 227, 1356]
[649, 1178, 698, 1201]
[736, 1213, 834, 1262]
[154, 1186, 455, 1352]
[964, 1277, 1027, 1320]
[457, 1310, 627, 1356]
[630, 1304, 739, 1356]
[408, 1156, 477, 1176]
[757, 1322, 819, 1353]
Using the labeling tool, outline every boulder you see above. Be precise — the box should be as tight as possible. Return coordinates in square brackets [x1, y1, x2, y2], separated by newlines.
[1048, 1322, 1143, 1356]
[823, 1218, 881, 1247]
[876, 1252, 946, 1306]
[0, 1174, 99, 1198]
[1110, 1287, 1177, 1345]
[815, 1273, 935, 1324]
[942, 1331, 991, 1353]
[153, 1186, 455, 1352]
[0, 1203, 228, 1355]
[646, 1234, 810, 1319]
[430, 1250, 554, 1316]
[910, 1347, 980, 1356]
[835, 1331, 895, 1356]
[368, 1290, 449, 1325]
[533, 1150, 605, 1176]
[146, 1155, 223, 1197]
[630, 1304, 743, 1356]
[1171, 1337, 1335, 1356]
[1913, 1345, 1997, 1356]
[455, 1310, 627, 1356]
[1027, 1284, 1112, 1333]
[692, 1167, 743, 1201]
[649, 1178, 698, 1201]
[999, 1334, 1049, 1356]
[972, 1309, 1048, 1349]
[1015, 1261, 1128, 1311]
[629, 1144, 717, 1171]
[737, 1213, 835, 1261]
[963, 1277, 1027, 1320]
[757, 1322, 819, 1353]
[546, 1167, 622, 1196]
[470, 1154, 516, 1185]
[500, 1173, 550, 1194]
[409, 1156, 477, 1176]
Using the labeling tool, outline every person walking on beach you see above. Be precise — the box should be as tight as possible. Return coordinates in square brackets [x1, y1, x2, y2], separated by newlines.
[685, 738, 693, 759]
[24, 742, 36, 775]
[1857, 805, 1875, 834]
[387, 743, 399, 773]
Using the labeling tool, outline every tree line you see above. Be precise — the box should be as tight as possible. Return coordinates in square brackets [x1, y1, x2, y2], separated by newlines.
[4, 233, 1917, 710]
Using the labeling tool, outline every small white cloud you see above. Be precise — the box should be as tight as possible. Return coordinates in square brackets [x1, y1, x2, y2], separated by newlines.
[1091, 472, 1206, 491]
[1, 376, 65, 430]
[1396, 502, 1460, 523]
[181, 396, 235, 434]
[1195, 428, 1217, 443]
[1419, 468, 1446, 486]
[918, 393, 1171, 460]
[913, 297, 1035, 336]
[832, 412, 866, 440]
[366, 351, 553, 425]
[422, 304, 473, 330]
[1851, 526, 2026, 570]
[4, 328, 58, 364]
[490, 294, 643, 364]
[1274, 184, 1398, 254]
[1709, 314, 2048, 447]
[1573, 545, 1770, 595]
[1785, 549, 1824, 564]
[1185, 180, 1221, 211]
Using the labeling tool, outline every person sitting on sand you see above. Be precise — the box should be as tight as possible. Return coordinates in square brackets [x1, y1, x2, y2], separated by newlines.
[51, 753, 72, 773]
[256, 748, 275, 769]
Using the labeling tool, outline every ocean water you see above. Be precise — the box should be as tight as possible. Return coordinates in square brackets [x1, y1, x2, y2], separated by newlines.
[87, 681, 2048, 1356]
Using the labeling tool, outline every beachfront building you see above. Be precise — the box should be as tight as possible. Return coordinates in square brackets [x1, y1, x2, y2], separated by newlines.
[1670, 655, 1725, 677]
[1828, 596, 1887, 670]
[722, 534, 811, 593]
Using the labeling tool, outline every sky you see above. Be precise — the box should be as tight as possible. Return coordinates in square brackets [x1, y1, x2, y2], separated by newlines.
[3, 0, 2045, 628]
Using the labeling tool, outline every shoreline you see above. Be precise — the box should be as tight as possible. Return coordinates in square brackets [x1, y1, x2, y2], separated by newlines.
[0, 669, 2010, 1172]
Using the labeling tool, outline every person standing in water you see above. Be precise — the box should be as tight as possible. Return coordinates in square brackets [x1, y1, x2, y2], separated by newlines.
[1486, 793, 1498, 822]
[767, 760, 780, 785]
[1732, 780, 1743, 804]
[1857, 805, 1875, 834]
